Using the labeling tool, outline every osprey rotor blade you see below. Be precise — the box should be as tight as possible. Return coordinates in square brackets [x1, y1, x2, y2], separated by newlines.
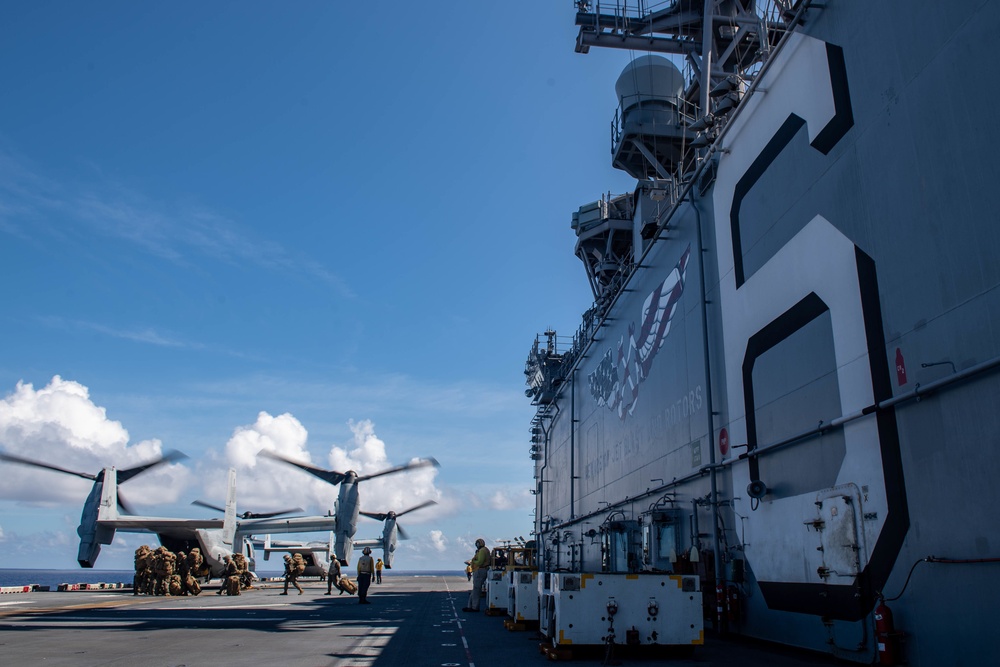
[117, 449, 188, 484]
[117, 490, 135, 515]
[258, 449, 348, 486]
[0, 451, 97, 480]
[191, 499, 226, 514]
[397, 524, 410, 540]
[395, 499, 438, 518]
[242, 507, 303, 519]
[356, 457, 440, 483]
[359, 510, 389, 522]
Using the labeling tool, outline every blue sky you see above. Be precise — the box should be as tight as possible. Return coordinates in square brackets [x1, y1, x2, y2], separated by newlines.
[0, 1, 637, 570]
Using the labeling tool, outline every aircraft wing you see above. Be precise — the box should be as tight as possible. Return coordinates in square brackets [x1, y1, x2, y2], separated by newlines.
[98, 516, 224, 532]
[248, 538, 327, 549]
[236, 515, 338, 535]
[351, 539, 383, 549]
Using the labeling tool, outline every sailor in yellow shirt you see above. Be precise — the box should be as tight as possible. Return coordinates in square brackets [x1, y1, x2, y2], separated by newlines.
[462, 538, 490, 612]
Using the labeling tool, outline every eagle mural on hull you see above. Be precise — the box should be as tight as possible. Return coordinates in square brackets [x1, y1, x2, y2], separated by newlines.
[589, 244, 691, 420]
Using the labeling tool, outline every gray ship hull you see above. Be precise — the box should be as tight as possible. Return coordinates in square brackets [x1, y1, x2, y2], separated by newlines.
[529, 1, 1000, 664]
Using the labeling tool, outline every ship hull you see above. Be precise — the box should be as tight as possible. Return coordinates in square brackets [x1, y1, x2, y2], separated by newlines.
[532, 1, 1000, 664]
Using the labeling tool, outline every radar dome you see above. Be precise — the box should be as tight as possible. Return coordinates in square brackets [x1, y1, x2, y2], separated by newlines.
[615, 55, 684, 112]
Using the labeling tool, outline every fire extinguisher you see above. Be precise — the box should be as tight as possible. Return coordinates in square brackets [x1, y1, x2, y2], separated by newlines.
[726, 584, 740, 623]
[874, 597, 899, 665]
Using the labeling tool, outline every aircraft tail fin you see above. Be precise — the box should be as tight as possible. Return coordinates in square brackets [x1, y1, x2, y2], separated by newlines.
[222, 468, 237, 546]
[97, 467, 119, 521]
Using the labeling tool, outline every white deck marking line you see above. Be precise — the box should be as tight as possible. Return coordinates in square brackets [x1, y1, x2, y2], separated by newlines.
[443, 576, 475, 667]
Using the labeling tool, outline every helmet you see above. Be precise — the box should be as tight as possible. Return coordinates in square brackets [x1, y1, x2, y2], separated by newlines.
[475, 538, 486, 548]
[283, 554, 291, 560]
[363, 547, 372, 555]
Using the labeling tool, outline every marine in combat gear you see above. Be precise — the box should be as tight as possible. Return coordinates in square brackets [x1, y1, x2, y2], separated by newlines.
[281, 553, 304, 595]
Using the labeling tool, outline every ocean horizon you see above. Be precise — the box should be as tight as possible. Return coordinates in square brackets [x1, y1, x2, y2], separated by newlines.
[0, 568, 463, 589]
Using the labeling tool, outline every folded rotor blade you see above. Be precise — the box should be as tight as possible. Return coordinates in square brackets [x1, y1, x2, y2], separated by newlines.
[258, 449, 347, 486]
[117, 449, 188, 484]
[395, 499, 438, 518]
[0, 451, 97, 480]
[191, 499, 226, 514]
[356, 457, 439, 483]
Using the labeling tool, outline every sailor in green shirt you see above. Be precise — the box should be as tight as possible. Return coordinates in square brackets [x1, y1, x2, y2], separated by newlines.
[462, 538, 490, 612]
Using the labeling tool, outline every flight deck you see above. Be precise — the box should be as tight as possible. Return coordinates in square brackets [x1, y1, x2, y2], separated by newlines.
[0, 575, 851, 666]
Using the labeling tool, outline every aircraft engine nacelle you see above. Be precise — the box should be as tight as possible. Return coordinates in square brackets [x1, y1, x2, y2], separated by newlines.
[382, 521, 397, 568]
[336, 532, 354, 565]
[77, 523, 116, 568]
[76, 476, 116, 568]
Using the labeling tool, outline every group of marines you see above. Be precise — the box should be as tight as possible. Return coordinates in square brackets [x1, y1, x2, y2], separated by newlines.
[133, 545, 251, 596]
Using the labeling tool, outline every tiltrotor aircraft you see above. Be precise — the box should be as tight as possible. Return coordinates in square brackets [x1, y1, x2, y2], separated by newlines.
[0, 449, 342, 577]
[252, 499, 437, 575]
[259, 449, 438, 566]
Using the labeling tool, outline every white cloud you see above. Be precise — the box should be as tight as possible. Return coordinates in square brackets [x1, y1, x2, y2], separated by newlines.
[324, 419, 443, 517]
[429, 529, 447, 552]
[0, 379, 489, 570]
[226, 411, 309, 469]
[487, 487, 534, 512]
[207, 415, 446, 524]
[195, 411, 326, 513]
[0, 376, 190, 505]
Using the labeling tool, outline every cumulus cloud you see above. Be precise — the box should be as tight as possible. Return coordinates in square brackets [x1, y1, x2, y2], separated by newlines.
[207, 415, 444, 525]
[429, 529, 447, 552]
[0, 376, 190, 505]
[226, 411, 309, 469]
[445, 486, 533, 514]
[487, 487, 534, 512]
[192, 411, 327, 513]
[0, 379, 456, 568]
[325, 420, 442, 517]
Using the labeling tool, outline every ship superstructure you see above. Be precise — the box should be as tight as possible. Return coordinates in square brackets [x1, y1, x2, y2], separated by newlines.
[525, 1, 1000, 664]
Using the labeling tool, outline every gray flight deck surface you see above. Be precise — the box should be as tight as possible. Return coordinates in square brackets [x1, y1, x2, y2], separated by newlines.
[0, 575, 840, 666]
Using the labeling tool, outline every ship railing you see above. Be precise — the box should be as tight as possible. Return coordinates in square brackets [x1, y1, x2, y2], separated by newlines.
[575, 1, 676, 25]
[566, 261, 633, 360]
[525, 330, 582, 404]
[611, 92, 697, 155]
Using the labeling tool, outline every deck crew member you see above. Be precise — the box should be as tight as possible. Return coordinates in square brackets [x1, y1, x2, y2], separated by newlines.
[326, 557, 345, 595]
[357, 547, 375, 604]
[462, 538, 490, 612]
